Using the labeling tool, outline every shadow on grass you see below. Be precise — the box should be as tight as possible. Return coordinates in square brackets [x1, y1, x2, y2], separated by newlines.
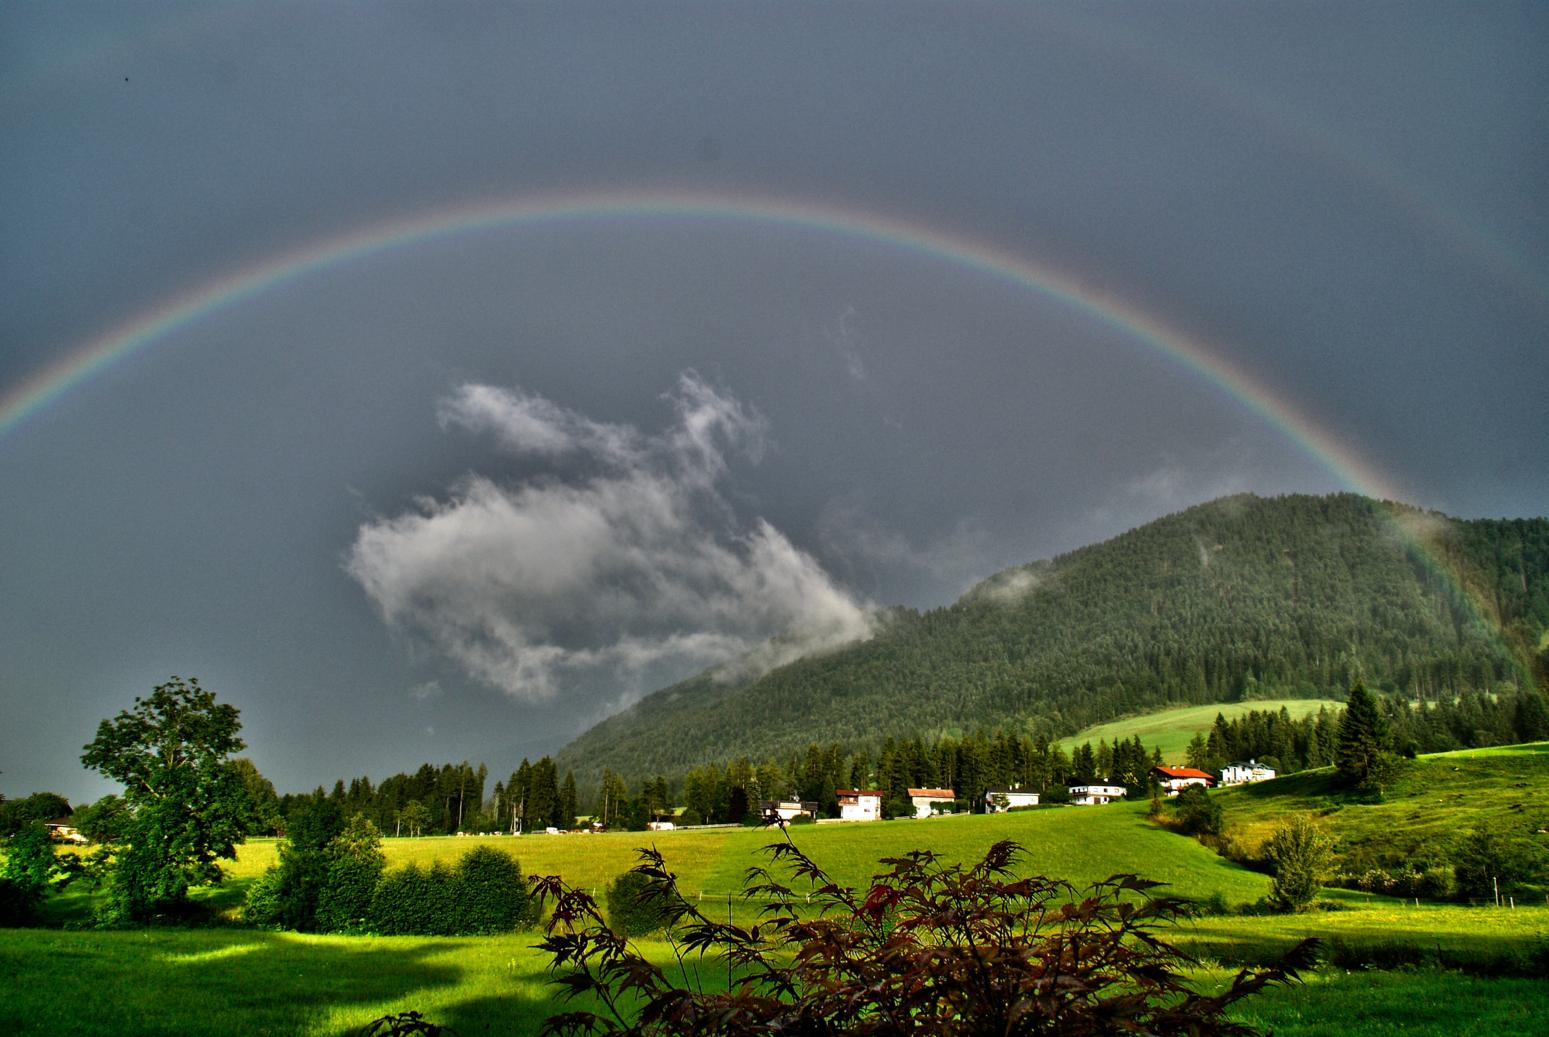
[0, 927, 497, 1037]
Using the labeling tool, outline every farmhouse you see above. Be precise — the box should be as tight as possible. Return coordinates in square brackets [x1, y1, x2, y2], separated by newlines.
[1220, 759, 1276, 785]
[760, 798, 818, 823]
[907, 788, 956, 818]
[1067, 782, 1127, 805]
[1150, 765, 1215, 797]
[983, 784, 1040, 812]
[835, 789, 884, 822]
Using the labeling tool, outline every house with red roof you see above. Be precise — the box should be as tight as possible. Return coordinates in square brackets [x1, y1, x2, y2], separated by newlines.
[835, 789, 885, 822]
[1150, 765, 1215, 797]
[907, 788, 956, 818]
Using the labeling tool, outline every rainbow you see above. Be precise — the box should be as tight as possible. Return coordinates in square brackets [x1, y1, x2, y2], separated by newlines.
[0, 188, 1399, 497]
[0, 187, 1524, 678]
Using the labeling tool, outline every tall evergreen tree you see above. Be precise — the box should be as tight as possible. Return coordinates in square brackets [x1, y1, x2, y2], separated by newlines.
[1335, 681, 1392, 791]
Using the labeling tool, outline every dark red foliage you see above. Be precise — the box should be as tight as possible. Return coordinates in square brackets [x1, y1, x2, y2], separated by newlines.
[533, 834, 1316, 1036]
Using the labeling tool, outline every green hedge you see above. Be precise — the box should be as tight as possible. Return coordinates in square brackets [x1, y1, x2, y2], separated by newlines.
[367, 847, 533, 936]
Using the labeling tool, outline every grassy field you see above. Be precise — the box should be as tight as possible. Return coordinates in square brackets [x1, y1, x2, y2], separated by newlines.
[1055, 698, 1343, 760]
[43, 801, 1275, 929]
[11, 741, 1548, 1034]
[4, 902, 1544, 1036]
[1214, 741, 1549, 865]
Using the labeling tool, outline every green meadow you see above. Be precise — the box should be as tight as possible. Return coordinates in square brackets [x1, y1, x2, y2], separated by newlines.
[1215, 741, 1549, 861]
[1055, 698, 1343, 761]
[8, 744, 1549, 1035]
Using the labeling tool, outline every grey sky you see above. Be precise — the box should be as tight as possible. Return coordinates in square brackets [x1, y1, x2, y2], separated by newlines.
[3, 3, 1545, 804]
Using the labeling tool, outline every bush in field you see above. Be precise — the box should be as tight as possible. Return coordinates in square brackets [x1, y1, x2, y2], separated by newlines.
[368, 846, 532, 936]
[531, 835, 1316, 1036]
[450, 846, 533, 934]
[242, 865, 284, 927]
[1174, 785, 1224, 837]
[371, 862, 458, 935]
[1265, 814, 1333, 913]
[245, 797, 341, 930]
[246, 807, 386, 932]
[605, 869, 672, 936]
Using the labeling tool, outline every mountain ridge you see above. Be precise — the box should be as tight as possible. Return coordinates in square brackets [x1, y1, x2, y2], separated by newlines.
[555, 493, 1549, 783]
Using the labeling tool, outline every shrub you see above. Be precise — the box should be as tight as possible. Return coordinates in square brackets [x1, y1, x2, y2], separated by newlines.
[1264, 814, 1332, 913]
[368, 847, 533, 936]
[371, 862, 457, 936]
[314, 854, 384, 933]
[242, 865, 285, 926]
[605, 869, 672, 936]
[1174, 785, 1224, 837]
[452, 846, 532, 934]
[532, 836, 1315, 1036]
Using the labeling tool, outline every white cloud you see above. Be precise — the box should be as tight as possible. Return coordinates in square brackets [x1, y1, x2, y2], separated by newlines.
[347, 373, 873, 704]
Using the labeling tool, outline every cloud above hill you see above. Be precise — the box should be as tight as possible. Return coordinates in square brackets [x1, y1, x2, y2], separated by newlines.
[347, 373, 874, 703]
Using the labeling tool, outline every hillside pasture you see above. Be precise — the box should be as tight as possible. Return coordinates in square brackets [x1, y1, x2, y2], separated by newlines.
[1215, 742, 1549, 867]
[1055, 698, 1343, 761]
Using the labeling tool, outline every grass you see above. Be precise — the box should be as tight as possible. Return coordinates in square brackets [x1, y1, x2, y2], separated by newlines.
[1214, 741, 1549, 868]
[12, 741, 1549, 1033]
[1055, 698, 1343, 761]
[1224, 968, 1548, 1037]
[5, 902, 1544, 1036]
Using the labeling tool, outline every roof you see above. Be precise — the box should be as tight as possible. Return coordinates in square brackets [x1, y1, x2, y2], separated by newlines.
[1152, 766, 1214, 780]
[907, 788, 956, 798]
[835, 789, 886, 797]
[984, 785, 1037, 795]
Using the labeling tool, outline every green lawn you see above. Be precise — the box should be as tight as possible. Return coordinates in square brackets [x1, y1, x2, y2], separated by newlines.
[1056, 698, 1344, 761]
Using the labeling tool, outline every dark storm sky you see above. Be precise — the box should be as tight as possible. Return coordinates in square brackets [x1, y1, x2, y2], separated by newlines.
[3, 3, 1545, 804]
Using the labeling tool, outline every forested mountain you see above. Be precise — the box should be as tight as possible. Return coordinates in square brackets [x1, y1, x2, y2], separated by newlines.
[556, 494, 1549, 785]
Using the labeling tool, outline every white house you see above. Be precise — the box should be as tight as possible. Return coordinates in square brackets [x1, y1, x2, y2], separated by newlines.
[908, 788, 956, 818]
[983, 785, 1040, 812]
[1067, 782, 1127, 805]
[836, 789, 884, 822]
[1150, 766, 1216, 797]
[1220, 759, 1277, 786]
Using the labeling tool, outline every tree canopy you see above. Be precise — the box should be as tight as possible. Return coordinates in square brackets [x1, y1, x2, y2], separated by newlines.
[80, 676, 249, 921]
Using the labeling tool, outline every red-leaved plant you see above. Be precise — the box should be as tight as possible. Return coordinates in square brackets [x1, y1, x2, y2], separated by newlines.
[531, 835, 1316, 1036]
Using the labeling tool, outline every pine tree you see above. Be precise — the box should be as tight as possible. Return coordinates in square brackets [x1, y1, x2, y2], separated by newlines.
[1335, 681, 1393, 791]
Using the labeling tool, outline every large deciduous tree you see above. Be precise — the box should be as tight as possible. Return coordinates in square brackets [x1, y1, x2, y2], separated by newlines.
[80, 676, 249, 921]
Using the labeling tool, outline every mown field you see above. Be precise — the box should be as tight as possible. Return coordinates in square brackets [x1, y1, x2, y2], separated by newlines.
[1055, 698, 1343, 760]
[7, 744, 1548, 1035]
